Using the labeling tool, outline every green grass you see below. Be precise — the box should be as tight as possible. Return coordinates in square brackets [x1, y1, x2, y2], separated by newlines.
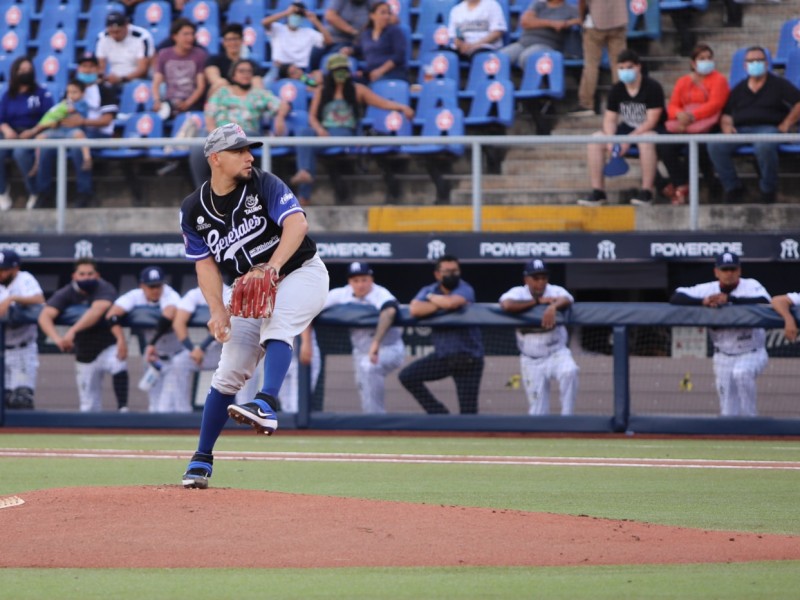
[1, 433, 799, 599]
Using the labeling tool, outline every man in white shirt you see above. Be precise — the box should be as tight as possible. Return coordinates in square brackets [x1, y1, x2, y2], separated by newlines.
[669, 253, 771, 417]
[499, 259, 579, 415]
[95, 11, 155, 100]
[448, 0, 508, 58]
[321, 261, 405, 413]
[263, 1, 331, 83]
[0, 250, 45, 410]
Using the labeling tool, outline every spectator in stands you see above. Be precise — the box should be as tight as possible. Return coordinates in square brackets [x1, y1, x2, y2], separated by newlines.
[669, 252, 770, 417]
[707, 46, 800, 204]
[771, 292, 800, 343]
[313, 0, 379, 70]
[263, 1, 331, 85]
[500, 0, 581, 69]
[344, 1, 408, 82]
[448, 0, 508, 59]
[0, 57, 54, 212]
[288, 54, 414, 205]
[569, 0, 627, 116]
[105, 266, 183, 413]
[399, 255, 484, 414]
[188, 59, 290, 187]
[37, 259, 129, 412]
[95, 11, 155, 103]
[320, 261, 406, 414]
[660, 43, 729, 205]
[166, 285, 260, 413]
[205, 23, 263, 96]
[152, 18, 208, 119]
[0, 249, 44, 410]
[33, 53, 119, 209]
[499, 259, 579, 416]
[579, 49, 665, 207]
[278, 62, 321, 89]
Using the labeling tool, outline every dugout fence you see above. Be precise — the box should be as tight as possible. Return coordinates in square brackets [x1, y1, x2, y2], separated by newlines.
[2, 303, 800, 435]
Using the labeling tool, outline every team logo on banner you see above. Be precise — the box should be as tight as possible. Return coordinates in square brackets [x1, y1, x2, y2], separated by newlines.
[597, 240, 617, 260]
[74, 240, 94, 259]
[780, 239, 800, 260]
[427, 239, 446, 261]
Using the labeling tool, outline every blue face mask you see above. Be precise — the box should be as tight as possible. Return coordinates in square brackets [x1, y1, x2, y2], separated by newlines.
[695, 59, 714, 76]
[287, 14, 303, 28]
[76, 72, 98, 84]
[745, 60, 766, 78]
[617, 68, 637, 84]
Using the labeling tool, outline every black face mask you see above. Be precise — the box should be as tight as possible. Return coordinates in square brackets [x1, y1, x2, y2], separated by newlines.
[0, 274, 13, 287]
[73, 279, 99, 294]
[17, 72, 35, 87]
[441, 275, 460, 291]
[233, 81, 252, 91]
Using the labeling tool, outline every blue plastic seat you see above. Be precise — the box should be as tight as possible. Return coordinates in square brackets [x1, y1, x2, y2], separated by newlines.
[33, 0, 81, 24]
[0, 25, 28, 60]
[270, 109, 309, 157]
[364, 79, 410, 128]
[242, 23, 268, 66]
[270, 78, 309, 111]
[416, 50, 460, 86]
[659, 0, 707, 11]
[149, 111, 204, 159]
[116, 78, 155, 124]
[194, 22, 220, 55]
[133, 1, 173, 47]
[413, 78, 459, 125]
[785, 47, 800, 88]
[385, 0, 411, 30]
[34, 52, 70, 99]
[0, 1, 29, 38]
[99, 112, 164, 160]
[464, 78, 515, 127]
[774, 18, 800, 68]
[729, 47, 773, 89]
[362, 106, 413, 154]
[182, 0, 221, 26]
[417, 22, 452, 55]
[81, 2, 125, 50]
[226, 0, 266, 27]
[403, 106, 465, 156]
[412, 0, 455, 29]
[515, 49, 565, 100]
[32, 19, 78, 60]
[626, 0, 661, 40]
[460, 51, 511, 98]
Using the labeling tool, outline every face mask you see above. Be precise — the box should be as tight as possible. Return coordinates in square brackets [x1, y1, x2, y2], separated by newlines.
[694, 60, 714, 75]
[76, 72, 98, 84]
[17, 71, 35, 86]
[234, 81, 252, 90]
[74, 279, 99, 294]
[441, 275, 460, 291]
[332, 69, 351, 84]
[745, 60, 766, 77]
[617, 68, 637, 85]
[287, 14, 303, 28]
[0, 274, 13, 287]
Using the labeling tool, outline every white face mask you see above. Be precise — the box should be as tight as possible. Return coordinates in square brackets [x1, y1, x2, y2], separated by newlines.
[695, 59, 714, 75]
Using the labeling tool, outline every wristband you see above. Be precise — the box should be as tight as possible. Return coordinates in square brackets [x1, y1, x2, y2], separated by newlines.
[182, 338, 195, 351]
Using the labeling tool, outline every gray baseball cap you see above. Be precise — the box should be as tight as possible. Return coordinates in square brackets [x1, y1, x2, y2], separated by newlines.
[203, 123, 263, 157]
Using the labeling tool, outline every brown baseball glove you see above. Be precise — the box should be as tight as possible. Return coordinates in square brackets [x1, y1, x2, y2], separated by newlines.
[228, 264, 279, 319]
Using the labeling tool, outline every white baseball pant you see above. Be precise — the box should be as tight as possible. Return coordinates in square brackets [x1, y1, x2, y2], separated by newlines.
[353, 343, 405, 414]
[75, 345, 127, 412]
[4, 343, 38, 391]
[712, 348, 768, 417]
[520, 348, 579, 416]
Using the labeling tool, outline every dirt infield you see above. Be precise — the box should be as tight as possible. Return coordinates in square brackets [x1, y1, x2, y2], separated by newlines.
[2, 486, 800, 568]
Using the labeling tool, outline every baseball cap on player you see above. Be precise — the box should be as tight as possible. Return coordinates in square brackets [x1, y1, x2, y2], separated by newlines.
[106, 11, 127, 27]
[140, 266, 165, 285]
[0, 249, 20, 269]
[347, 261, 373, 277]
[715, 253, 740, 269]
[203, 123, 263, 157]
[523, 259, 548, 276]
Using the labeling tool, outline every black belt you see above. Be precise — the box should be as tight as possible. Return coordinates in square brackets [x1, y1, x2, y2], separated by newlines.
[715, 348, 758, 357]
[5, 341, 30, 350]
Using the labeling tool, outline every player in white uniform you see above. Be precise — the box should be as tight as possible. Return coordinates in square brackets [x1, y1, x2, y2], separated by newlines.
[0, 250, 45, 409]
[105, 266, 182, 413]
[670, 253, 770, 417]
[770, 291, 800, 343]
[278, 326, 321, 413]
[321, 261, 405, 413]
[499, 259, 579, 416]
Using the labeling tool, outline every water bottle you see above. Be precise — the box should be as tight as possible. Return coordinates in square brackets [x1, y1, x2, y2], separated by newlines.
[137, 360, 163, 392]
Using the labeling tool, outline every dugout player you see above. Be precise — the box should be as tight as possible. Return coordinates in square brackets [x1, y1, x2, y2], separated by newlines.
[770, 292, 800, 343]
[499, 259, 579, 416]
[320, 261, 405, 413]
[105, 266, 182, 413]
[669, 253, 770, 417]
[37, 258, 129, 412]
[179, 122, 328, 489]
[0, 249, 45, 409]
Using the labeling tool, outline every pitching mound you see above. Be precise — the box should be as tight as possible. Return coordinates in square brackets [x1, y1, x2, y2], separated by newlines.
[1, 486, 799, 568]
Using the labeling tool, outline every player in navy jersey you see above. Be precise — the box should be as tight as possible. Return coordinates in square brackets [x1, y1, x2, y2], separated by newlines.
[179, 123, 329, 489]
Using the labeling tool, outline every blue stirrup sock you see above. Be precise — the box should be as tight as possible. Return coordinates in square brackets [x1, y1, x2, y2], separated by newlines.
[256, 340, 293, 407]
[197, 386, 236, 455]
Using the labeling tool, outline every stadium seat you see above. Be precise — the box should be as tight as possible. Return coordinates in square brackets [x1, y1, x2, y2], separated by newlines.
[226, 0, 267, 27]
[515, 50, 565, 100]
[364, 79, 410, 128]
[115, 78, 155, 123]
[33, 52, 69, 99]
[133, 1, 173, 47]
[32, 19, 78, 60]
[464, 78, 515, 127]
[416, 50, 460, 86]
[460, 51, 511, 98]
[774, 18, 800, 68]
[182, 0, 221, 27]
[194, 22, 221, 55]
[1, 1, 29, 38]
[148, 110, 203, 159]
[362, 106, 413, 154]
[412, 0, 455, 25]
[269, 109, 309, 157]
[413, 78, 459, 125]
[387, 0, 411, 30]
[80, 1, 125, 50]
[33, 0, 81, 25]
[0, 25, 28, 61]
[403, 106, 465, 156]
[242, 22, 269, 66]
[417, 22, 452, 55]
[785, 47, 800, 88]
[99, 112, 164, 159]
[270, 78, 309, 111]
[659, 0, 707, 11]
[729, 46, 773, 88]
[626, 0, 660, 40]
